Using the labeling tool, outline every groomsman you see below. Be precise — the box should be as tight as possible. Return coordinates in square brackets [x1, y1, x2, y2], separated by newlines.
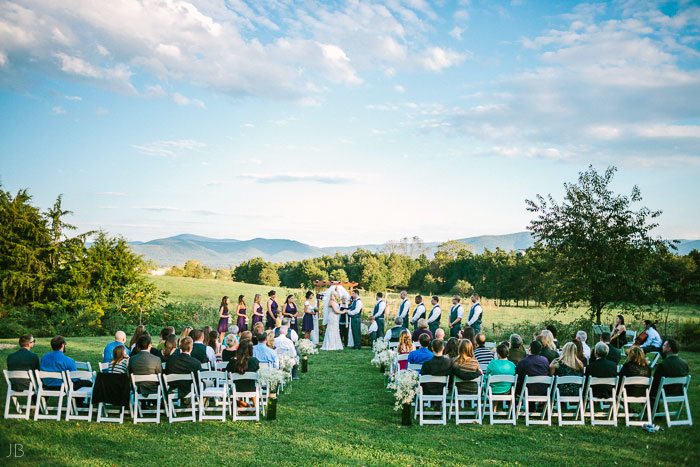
[466, 293, 483, 335]
[409, 295, 426, 333]
[426, 296, 441, 336]
[347, 291, 363, 350]
[372, 292, 386, 337]
[396, 290, 410, 325]
[339, 297, 349, 347]
[448, 295, 465, 338]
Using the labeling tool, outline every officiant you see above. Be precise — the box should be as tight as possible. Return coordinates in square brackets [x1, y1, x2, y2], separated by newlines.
[347, 290, 363, 350]
[339, 297, 350, 347]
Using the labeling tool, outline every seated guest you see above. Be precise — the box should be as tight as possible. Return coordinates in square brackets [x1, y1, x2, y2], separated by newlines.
[619, 346, 651, 397]
[103, 331, 129, 363]
[610, 314, 627, 349]
[106, 345, 129, 374]
[384, 317, 408, 343]
[274, 326, 297, 355]
[252, 322, 265, 338]
[408, 334, 434, 369]
[600, 331, 620, 364]
[280, 318, 299, 342]
[266, 330, 276, 350]
[650, 339, 689, 401]
[253, 332, 279, 368]
[434, 328, 446, 341]
[474, 333, 494, 369]
[179, 326, 193, 345]
[460, 327, 476, 346]
[485, 343, 516, 394]
[576, 330, 591, 360]
[640, 320, 663, 354]
[586, 342, 617, 398]
[128, 334, 162, 393]
[571, 338, 588, 368]
[190, 329, 216, 366]
[41, 336, 91, 390]
[515, 340, 550, 396]
[226, 339, 260, 393]
[411, 318, 433, 342]
[549, 342, 584, 396]
[508, 334, 526, 364]
[7, 334, 39, 390]
[420, 339, 453, 395]
[129, 325, 146, 352]
[165, 337, 202, 399]
[444, 337, 459, 359]
[397, 330, 414, 371]
[222, 334, 239, 362]
[545, 324, 559, 349]
[537, 334, 558, 363]
[157, 327, 175, 351]
[451, 339, 482, 394]
[209, 330, 222, 360]
[202, 326, 213, 347]
[160, 335, 178, 363]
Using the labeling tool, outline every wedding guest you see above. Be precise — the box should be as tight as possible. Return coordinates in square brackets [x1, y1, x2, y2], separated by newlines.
[160, 334, 178, 362]
[619, 346, 651, 397]
[444, 337, 460, 359]
[546, 324, 559, 349]
[397, 330, 413, 370]
[537, 334, 558, 363]
[209, 330, 222, 360]
[217, 296, 230, 340]
[600, 331, 620, 364]
[576, 330, 591, 359]
[396, 290, 410, 327]
[372, 292, 387, 337]
[586, 342, 617, 398]
[157, 326, 175, 350]
[411, 318, 433, 342]
[266, 290, 279, 330]
[409, 295, 426, 332]
[107, 345, 129, 374]
[179, 326, 193, 344]
[460, 327, 476, 347]
[253, 332, 279, 368]
[640, 320, 663, 354]
[130, 332, 150, 355]
[650, 339, 689, 402]
[549, 342, 584, 396]
[420, 339, 453, 395]
[128, 325, 146, 352]
[240, 331, 252, 342]
[515, 340, 550, 396]
[265, 330, 276, 350]
[227, 339, 260, 393]
[41, 336, 91, 390]
[474, 334, 494, 369]
[252, 294, 264, 327]
[190, 329, 216, 366]
[252, 321, 265, 337]
[448, 295, 465, 338]
[485, 343, 516, 394]
[451, 339, 482, 395]
[426, 295, 441, 337]
[202, 326, 213, 347]
[165, 337, 201, 399]
[6, 334, 39, 390]
[274, 326, 297, 355]
[466, 293, 483, 335]
[571, 338, 588, 368]
[229, 325, 240, 337]
[408, 334, 434, 369]
[384, 317, 407, 343]
[610, 315, 627, 349]
[368, 316, 378, 343]
[127, 334, 162, 393]
[434, 328, 446, 340]
[280, 318, 299, 342]
[235, 295, 248, 335]
[508, 334, 527, 364]
[103, 331, 129, 363]
[302, 291, 316, 339]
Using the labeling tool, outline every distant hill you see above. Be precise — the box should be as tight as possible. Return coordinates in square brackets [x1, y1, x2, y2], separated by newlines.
[676, 239, 700, 255]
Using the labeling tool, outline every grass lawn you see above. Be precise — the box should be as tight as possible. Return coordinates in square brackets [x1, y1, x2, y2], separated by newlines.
[1, 337, 698, 466]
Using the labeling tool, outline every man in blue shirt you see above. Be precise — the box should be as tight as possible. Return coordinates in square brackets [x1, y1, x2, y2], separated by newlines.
[407, 334, 434, 371]
[103, 330, 129, 363]
[40, 336, 92, 390]
[253, 331, 279, 369]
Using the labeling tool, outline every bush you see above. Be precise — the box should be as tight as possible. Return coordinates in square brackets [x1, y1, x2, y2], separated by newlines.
[451, 280, 474, 298]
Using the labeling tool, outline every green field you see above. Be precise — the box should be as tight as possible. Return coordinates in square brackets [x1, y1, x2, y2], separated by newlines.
[0, 337, 698, 466]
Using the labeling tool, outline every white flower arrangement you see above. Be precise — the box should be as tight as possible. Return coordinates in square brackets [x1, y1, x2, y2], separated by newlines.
[296, 338, 318, 356]
[387, 369, 420, 410]
[279, 353, 299, 373]
[360, 323, 369, 335]
[258, 366, 289, 391]
[372, 337, 389, 354]
[371, 348, 396, 368]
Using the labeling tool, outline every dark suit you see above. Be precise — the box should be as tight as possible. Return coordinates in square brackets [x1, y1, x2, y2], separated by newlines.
[6, 348, 40, 390]
[128, 350, 162, 393]
[190, 343, 209, 364]
[604, 344, 621, 364]
[165, 352, 201, 398]
[420, 356, 453, 395]
[651, 354, 689, 400]
[540, 348, 559, 364]
[586, 357, 618, 398]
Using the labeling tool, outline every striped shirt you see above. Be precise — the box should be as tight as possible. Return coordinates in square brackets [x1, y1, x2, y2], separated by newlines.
[107, 360, 128, 374]
[474, 346, 494, 370]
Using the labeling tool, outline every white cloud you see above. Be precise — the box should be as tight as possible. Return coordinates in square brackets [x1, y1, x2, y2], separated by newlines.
[96, 107, 108, 116]
[240, 172, 367, 184]
[144, 84, 167, 98]
[418, 47, 467, 72]
[635, 124, 700, 139]
[96, 191, 128, 196]
[241, 123, 255, 128]
[132, 139, 206, 156]
[52, 106, 66, 114]
[394, 84, 405, 93]
[449, 27, 463, 40]
[64, 95, 81, 101]
[172, 93, 205, 108]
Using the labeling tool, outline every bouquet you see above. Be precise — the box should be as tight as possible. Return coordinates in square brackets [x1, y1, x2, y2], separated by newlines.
[258, 366, 289, 392]
[387, 369, 420, 410]
[360, 323, 369, 336]
[372, 337, 389, 354]
[279, 353, 299, 373]
[371, 348, 396, 369]
[296, 338, 318, 356]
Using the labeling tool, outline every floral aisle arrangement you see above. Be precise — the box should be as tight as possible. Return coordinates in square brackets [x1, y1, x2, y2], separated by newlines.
[296, 338, 318, 373]
[372, 337, 389, 354]
[387, 369, 419, 425]
[258, 367, 290, 421]
[371, 348, 395, 373]
[279, 353, 299, 373]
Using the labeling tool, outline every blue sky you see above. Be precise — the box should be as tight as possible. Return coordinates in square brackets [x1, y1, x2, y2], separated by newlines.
[1, 0, 699, 246]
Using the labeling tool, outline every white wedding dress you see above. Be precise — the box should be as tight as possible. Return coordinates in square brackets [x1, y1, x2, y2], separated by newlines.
[321, 301, 344, 351]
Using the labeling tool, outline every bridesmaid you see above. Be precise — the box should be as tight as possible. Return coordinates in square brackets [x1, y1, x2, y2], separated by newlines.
[302, 291, 316, 339]
[251, 294, 264, 327]
[266, 290, 278, 330]
[217, 296, 230, 342]
[236, 295, 248, 335]
[282, 294, 298, 334]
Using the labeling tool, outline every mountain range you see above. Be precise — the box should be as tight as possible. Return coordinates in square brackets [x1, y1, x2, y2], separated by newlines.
[128, 232, 700, 268]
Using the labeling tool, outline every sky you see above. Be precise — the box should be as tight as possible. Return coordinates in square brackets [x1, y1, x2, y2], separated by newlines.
[1, 0, 699, 247]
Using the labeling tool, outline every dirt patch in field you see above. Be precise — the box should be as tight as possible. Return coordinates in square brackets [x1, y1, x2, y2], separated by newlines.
[0, 343, 15, 350]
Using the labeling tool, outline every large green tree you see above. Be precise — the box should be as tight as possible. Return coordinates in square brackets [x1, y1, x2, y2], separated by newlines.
[526, 166, 670, 323]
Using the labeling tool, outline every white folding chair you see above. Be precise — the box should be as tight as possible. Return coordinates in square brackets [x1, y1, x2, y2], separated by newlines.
[617, 376, 652, 427]
[485, 374, 517, 425]
[198, 371, 228, 421]
[34, 370, 67, 421]
[65, 371, 95, 421]
[552, 376, 585, 426]
[130, 374, 164, 423]
[388, 342, 399, 351]
[584, 376, 618, 426]
[161, 362, 167, 370]
[229, 372, 260, 421]
[652, 375, 692, 427]
[98, 362, 111, 372]
[215, 361, 228, 371]
[395, 354, 409, 376]
[3, 370, 34, 420]
[201, 362, 212, 371]
[450, 375, 483, 424]
[484, 342, 497, 349]
[412, 341, 420, 348]
[648, 352, 661, 369]
[518, 375, 554, 426]
[416, 375, 448, 425]
[407, 363, 423, 373]
[162, 373, 198, 423]
[75, 361, 92, 372]
[622, 331, 636, 355]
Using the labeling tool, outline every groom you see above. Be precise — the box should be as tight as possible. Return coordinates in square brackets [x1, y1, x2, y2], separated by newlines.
[347, 290, 363, 350]
[339, 297, 349, 347]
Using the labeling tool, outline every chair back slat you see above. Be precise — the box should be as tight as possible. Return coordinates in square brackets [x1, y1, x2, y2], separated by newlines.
[67, 370, 94, 381]
[622, 376, 651, 387]
[661, 376, 690, 386]
[589, 376, 617, 386]
[419, 375, 448, 384]
[487, 374, 517, 384]
[230, 371, 258, 381]
[525, 375, 553, 385]
[556, 376, 583, 386]
[453, 375, 482, 384]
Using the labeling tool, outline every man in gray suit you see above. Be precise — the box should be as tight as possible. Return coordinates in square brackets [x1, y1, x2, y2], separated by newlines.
[128, 334, 162, 393]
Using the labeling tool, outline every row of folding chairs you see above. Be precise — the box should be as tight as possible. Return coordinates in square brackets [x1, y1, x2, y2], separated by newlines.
[410, 372, 692, 428]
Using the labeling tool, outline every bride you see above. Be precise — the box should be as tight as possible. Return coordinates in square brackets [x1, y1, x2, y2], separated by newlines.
[321, 290, 345, 351]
